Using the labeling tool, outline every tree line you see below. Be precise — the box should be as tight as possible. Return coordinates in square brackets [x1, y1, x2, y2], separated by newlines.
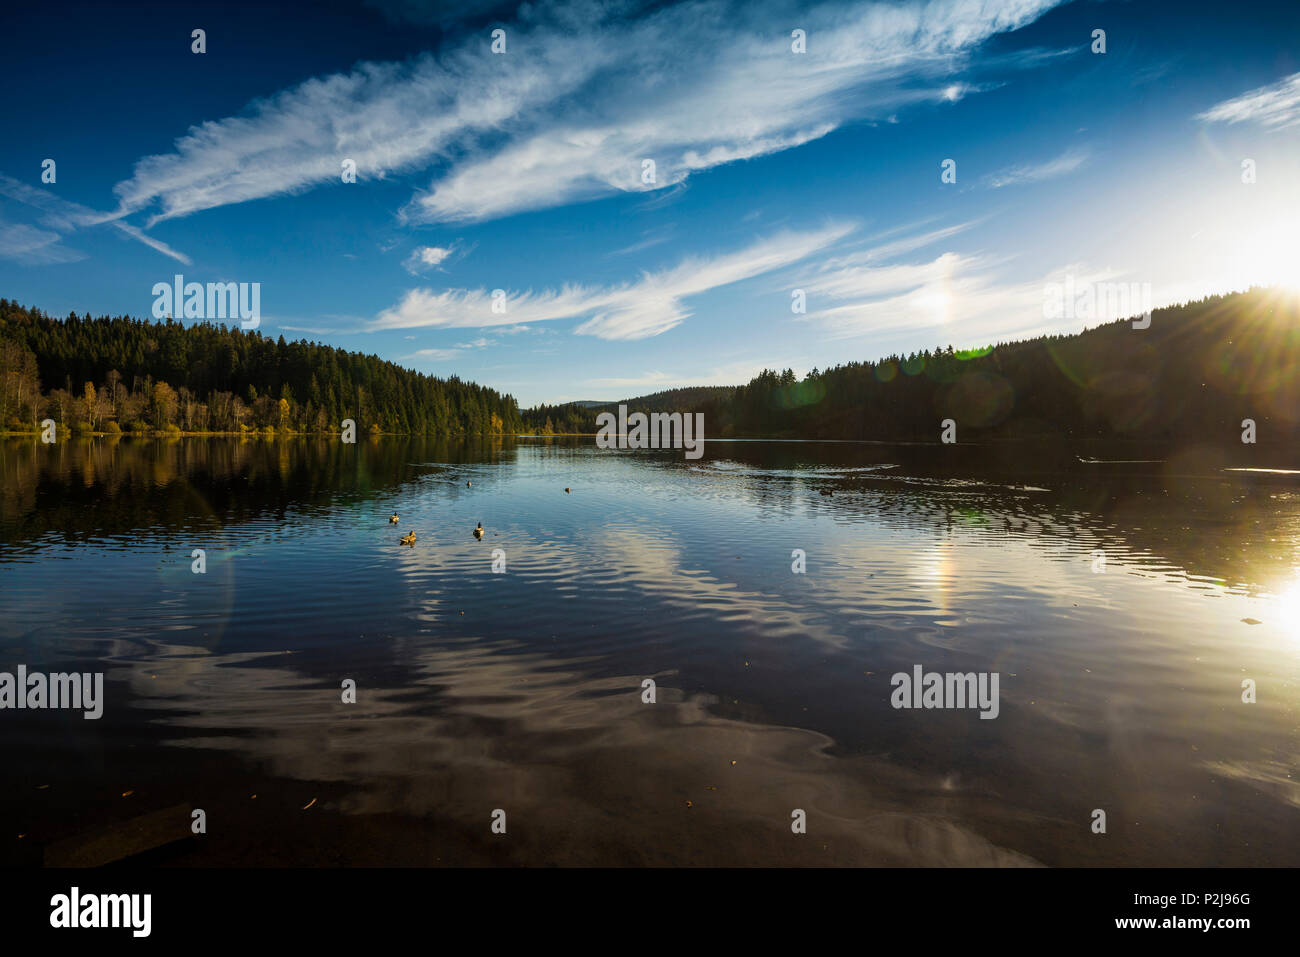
[522, 289, 1300, 447]
[0, 299, 522, 435]
[6, 288, 1295, 446]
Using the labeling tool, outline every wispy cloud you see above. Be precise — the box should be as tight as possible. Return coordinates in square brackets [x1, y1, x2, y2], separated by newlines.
[0, 175, 190, 264]
[1198, 71, 1300, 130]
[816, 220, 978, 274]
[810, 252, 1040, 342]
[108, 0, 1065, 227]
[111, 221, 192, 264]
[985, 147, 1089, 189]
[609, 228, 676, 257]
[584, 370, 677, 390]
[400, 347, 463, 361]
[402, 243, 460, 274]
[371, 223, 853, 340]
[406, 0, 1062, 223]
[801, 223, 1160, 346]
[0, 218, 84, 265]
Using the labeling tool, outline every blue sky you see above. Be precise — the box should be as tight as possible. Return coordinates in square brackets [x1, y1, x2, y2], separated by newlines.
[1, 0, 1298, 406]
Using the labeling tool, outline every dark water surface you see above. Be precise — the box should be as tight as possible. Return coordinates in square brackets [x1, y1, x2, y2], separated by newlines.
[2, 436, 1297, 866]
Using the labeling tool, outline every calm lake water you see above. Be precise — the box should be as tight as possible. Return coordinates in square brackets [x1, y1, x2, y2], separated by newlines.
[1, 436, 1298, 866]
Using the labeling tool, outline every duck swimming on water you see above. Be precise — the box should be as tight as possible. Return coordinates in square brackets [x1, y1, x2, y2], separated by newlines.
[389, 513, 400, 524]
[400, 531, 416, 546]
[473, 522, 484, 540]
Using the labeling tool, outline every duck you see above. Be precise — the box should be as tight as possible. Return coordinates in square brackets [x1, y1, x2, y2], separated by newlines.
[466, 480, 472, 487]
[389, 513, 400, 524]
[400, 531, 416, 546]
[565, 487, 570, 494]
[473, 522, 484, 540]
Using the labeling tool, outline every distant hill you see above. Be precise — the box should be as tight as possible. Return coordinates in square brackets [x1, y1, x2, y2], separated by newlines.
[616, 386, 740, 409]
[523, 288, 1300, 451]
[524, 385, 739, 433]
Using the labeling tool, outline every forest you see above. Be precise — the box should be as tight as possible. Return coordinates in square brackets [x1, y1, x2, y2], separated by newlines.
[523, 289, 1300, 448]
[0, 299, 522, 435]
[4, 288, 1296, 448]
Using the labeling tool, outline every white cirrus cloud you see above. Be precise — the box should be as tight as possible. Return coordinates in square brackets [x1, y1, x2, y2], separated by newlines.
[405, 0, 1063, 223]
[108, 0, 1066, 227]
[399, 347, 463, 361]
[0, 175, 191, 264]
[113, 27, 616, 226]
[1198, 71, 1300, 130]
[582, 370, 677, 392]
[801, 222, 1155, 347]
[0, 218, 84, 265]
[371, 223, 853, 340]
[814, 220, 978, 275]
[985, 147, 1090, 189]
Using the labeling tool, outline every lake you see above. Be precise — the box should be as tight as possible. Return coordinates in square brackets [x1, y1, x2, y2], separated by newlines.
[1, 435, 1297, 866]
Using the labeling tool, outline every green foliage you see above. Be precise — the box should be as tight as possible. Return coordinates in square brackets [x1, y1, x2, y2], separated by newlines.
[0, 299, 523, 435]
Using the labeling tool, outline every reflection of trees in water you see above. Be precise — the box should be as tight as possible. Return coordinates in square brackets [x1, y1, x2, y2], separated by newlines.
[638, 438, 1300, 596]
[0, 435, 512, 542]
[4, 434, 1296, 595]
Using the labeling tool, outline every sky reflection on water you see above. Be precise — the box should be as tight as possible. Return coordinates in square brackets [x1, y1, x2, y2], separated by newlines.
[1, 436, 1297, 866]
